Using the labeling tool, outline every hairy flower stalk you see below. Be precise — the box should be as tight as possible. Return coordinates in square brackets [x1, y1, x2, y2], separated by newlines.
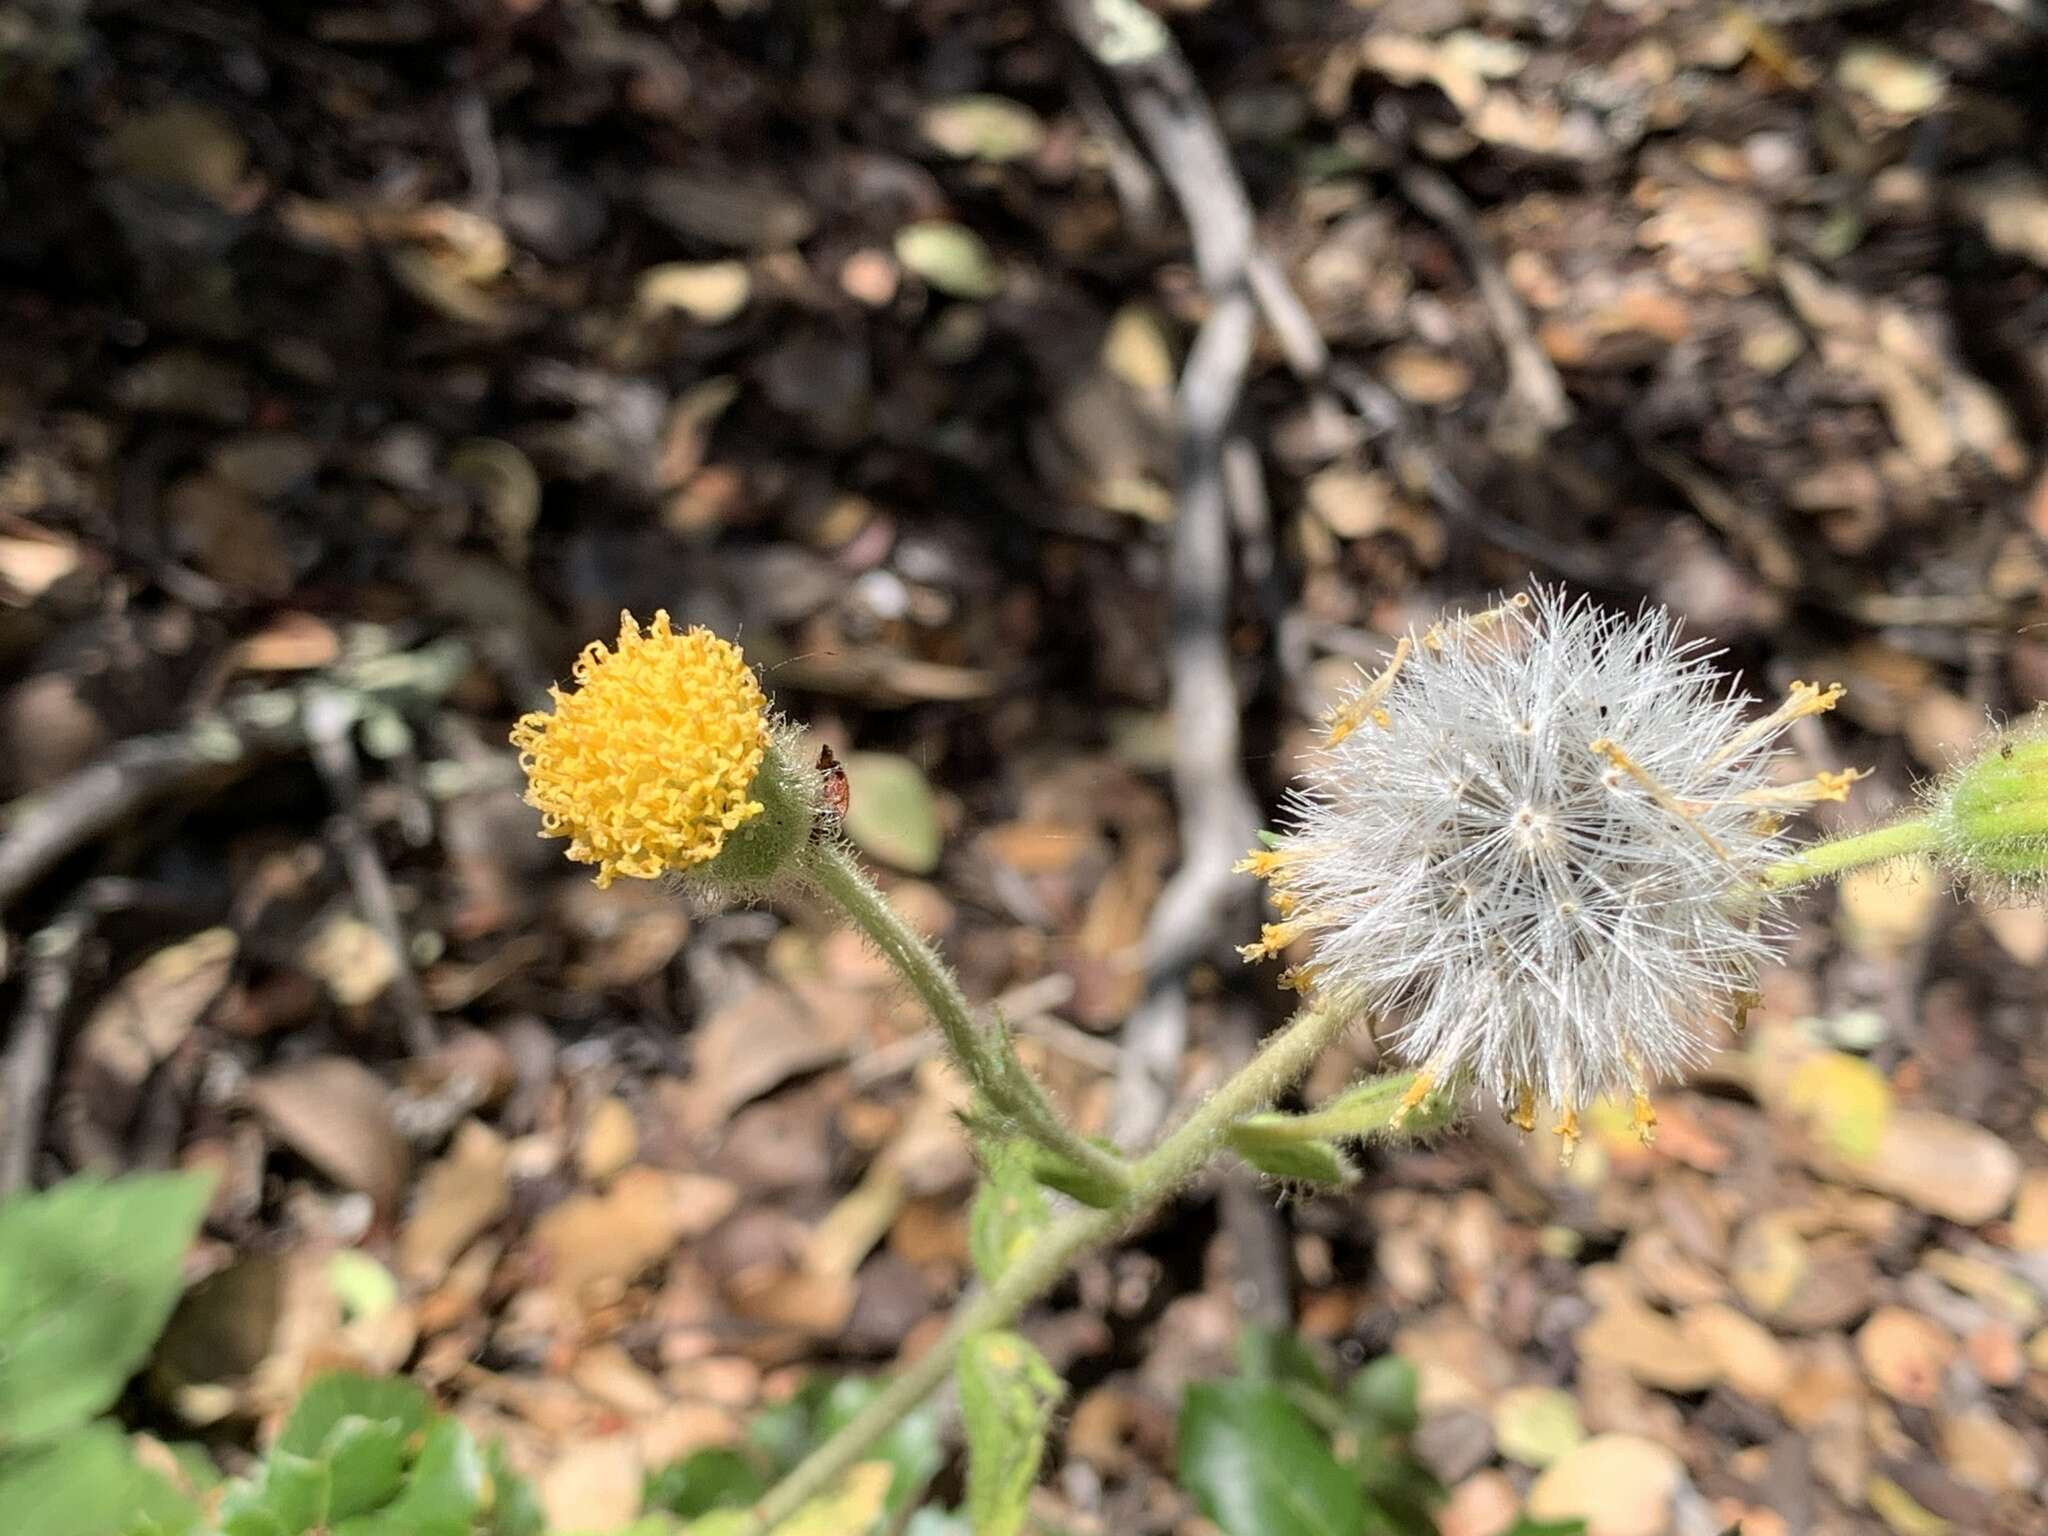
[1240, 588, 1859, 1162]
[512, 613, 1119, 1193]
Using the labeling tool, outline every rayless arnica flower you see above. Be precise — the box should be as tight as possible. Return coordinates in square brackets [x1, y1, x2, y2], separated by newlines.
[510, 611, 818, 900]
[1238, 587, 1861, 1161]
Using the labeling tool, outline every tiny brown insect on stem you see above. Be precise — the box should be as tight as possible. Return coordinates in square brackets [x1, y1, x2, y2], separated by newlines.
[817, 743, 851, 823]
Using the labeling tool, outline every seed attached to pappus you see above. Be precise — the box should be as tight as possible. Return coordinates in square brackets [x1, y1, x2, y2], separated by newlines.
[1239, 587, 1859, 1160]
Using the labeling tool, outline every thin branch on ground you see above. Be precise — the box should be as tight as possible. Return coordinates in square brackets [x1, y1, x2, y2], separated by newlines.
[304, 687, 441, 1059]
[0, 640, 470, 918]
[1057, 0, 1264, 1149]
[1385, 143, 1573, 449]
[0, 878, 156, 1193]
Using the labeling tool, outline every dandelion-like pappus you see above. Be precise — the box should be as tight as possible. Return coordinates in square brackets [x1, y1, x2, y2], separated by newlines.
[1238, 588, 1860, 1162]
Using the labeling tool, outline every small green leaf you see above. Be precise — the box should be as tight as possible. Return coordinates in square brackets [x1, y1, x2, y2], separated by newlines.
[0, 1172, 214, 1447]
[354, 1417, 485, 1534]
[892, 223, 1001, 301]
[1347, 1357, 1419, 1437]
[969, 1142, 1051, 1286]
[0, 1422, 199, 1536]
[252, 1450, 331, 1532]
[1024, 1143, 1125, 1210]
[1503, 1520, 1588, 1536]
[1177, 1381, 1368, 1536]
[957, 1332, 1063, 1536]
[644, 1448, 766, 1518]
[840, 753, 943, 874]
[277, 1373, 432, 1460]
[815, 1381, 942, 1521]
[324, 1417, 410, 1519]
[1225, 1126, 1359, 1187]
[485, 1442, 546, 1536]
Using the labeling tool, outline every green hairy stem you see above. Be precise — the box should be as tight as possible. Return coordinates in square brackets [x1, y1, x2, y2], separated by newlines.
[765, 804, 1938, 1531]
[802, 839, 1133, 1202]
[738, 998, 1362, 1534]
[1758, 818, 1935, 889]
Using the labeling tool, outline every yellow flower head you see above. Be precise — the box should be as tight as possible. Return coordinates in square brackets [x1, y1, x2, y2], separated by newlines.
[512, 611, 769, 887]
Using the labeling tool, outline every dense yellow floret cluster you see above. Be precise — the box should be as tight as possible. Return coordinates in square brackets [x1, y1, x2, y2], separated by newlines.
[511, 611, 768, 887]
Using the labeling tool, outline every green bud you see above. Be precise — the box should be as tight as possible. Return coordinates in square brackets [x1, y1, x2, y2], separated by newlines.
[1932, 715, 2048, 896]
[1224, 1123, 1359, 1187]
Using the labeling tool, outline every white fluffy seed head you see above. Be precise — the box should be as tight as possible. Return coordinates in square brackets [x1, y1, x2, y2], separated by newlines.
[1243, 588, 1853, 1128]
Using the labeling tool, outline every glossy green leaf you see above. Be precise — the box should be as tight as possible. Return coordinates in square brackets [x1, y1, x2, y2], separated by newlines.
[484, 1442, 546, 1536]
[276, 1373, 432, 1460]
[1347, 1357, 1419, 1437]
[957, 1332, 1062, 1536]
[0, 1172, 213, 1447]
[226, 1450, 329, 1533]
[324, 1416, 411, 1519]
[341, 1417, 485, 1535]
[969, 1142, 1051, 1286]
[0, 1422, 199, 1536]
[644, 1447, 766, 1518]
[1177, 1381, 1368, 1536]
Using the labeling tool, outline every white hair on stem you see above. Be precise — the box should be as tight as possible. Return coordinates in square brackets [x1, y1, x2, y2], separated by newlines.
[1238, 586, 1857, 1161]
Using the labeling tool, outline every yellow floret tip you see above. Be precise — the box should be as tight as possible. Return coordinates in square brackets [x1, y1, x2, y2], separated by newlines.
[511, 611, 769, 888]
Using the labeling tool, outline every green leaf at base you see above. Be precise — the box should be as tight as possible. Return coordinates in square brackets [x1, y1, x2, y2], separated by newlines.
[0, 1422, 198, 1536]
[957, 1332, 1062, 1536]
[1177, 1381, 1368, 1536]
[968, 1142, 1051, 1286]
[0, 1172, 214, 1448]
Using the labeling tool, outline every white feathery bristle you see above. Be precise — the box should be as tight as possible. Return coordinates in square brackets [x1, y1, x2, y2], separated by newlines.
[1248, 587, 1848, 1131]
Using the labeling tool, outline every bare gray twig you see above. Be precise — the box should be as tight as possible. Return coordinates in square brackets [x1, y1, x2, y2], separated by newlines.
[1057, 0, 1264, 1149]
[304, 687, 441, 1058]
[0, 879, 160, 1192]
[0, 640, 469, 918]
[1389, 156, 1573, 450]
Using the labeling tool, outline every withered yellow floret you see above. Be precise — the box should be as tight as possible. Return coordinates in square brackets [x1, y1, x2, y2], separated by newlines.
[511, 611, 768, 887]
